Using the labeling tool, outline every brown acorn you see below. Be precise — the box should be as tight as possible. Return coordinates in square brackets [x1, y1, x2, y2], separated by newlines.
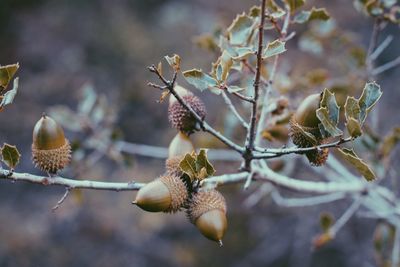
[187, 189, 227, 245]
[289, 93, 329, 166]
[168, 86, 206, 133]
[133, 174, 188, 213]
[32, 114, 71, 173]
[166, 131, 195, 177]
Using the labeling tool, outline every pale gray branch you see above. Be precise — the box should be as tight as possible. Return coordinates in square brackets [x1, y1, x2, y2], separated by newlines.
[329, 197, 363, 236]
[0, 169, 144, 191]
[271, 191, 347, 208]
[115, 140, 241, 161]
[372, 55, 400, 76]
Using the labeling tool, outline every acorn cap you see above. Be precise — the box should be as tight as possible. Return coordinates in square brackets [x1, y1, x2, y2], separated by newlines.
[187, 190, 227, 244]
[33, 114, 66, 150]
[289, 118, 321, 148]
[133, 174, 188, 213]
[168, 131, 195, 158]
[165, 156, 183, 177]
[293, 93, 321, 128]
[305, 148, 329, 166]
[168, 95, 206, 133]
[31, 114, 71, 173]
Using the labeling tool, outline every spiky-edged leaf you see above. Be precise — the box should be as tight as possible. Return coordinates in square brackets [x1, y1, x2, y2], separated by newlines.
[337, 148, 376, 181]
[165, 54, 181, 71]
[294, 7, 330, 24]
[182, 69, 218, 92]
[179, 153, 197, 181]
[196, 149, 215, 179]
[359, 82, 382, 124]
[346, 117, 362, 138]
[0, 63, 19, 90]
[320, 88, 340, 125]
[263, 40, 286, 59]
[316, 107, 343, 137]
[227, 13, 255, 45]
[1, 143, 21, 169]
[0, 77, 19, 109]
[285, 0, 305, 11]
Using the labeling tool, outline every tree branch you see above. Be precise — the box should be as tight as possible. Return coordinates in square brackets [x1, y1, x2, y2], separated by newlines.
[244, 0, 267, 169]
[114, 140, 242, 161]
[221, 91, 249, 129]
[253, 137, 353, 159]
[0, 169, 144, 191]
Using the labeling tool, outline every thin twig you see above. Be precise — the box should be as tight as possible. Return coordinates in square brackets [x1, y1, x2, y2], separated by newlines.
[372, 56, 400, 76]
[392, 225, 400, 267]
[52, 187, 71, 211]
[329, 196, 363, 237]
[221, 91, 249, 129]
[244, 0, 267, 169]
[370, 35, 393, 61]
[114, 140, 241, 161]
[271, 190, 347, 208]
[232, 91, 255, 103]
[253, 137, 353, 159]
[0, 169, 144, 191]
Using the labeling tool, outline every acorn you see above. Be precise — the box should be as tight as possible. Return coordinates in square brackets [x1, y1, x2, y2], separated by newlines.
[31, 114, 71, 173]
[289, 93, 329, 166]
[133, 174, 188, 213]
[166, 131, 195, 177]
[168, 85, 206, 134]
[187, 189, 227, 245]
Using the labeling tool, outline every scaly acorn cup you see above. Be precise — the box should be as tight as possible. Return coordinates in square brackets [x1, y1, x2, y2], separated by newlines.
[32, 114, 71, 173]
[187, 189, 227, 246]
[289, 93, 328, 166]
[133, 174, 189, 213]
[166, 131, 195, 177]
[168, 85, 206, 134]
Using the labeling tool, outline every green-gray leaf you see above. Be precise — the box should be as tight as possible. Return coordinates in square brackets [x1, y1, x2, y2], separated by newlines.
[0, 63, 19, 90]
[284, 0, 305, 11]
[0, 77, 19, 108]
[316, 107, 343, 137]
[182, 69, 218, 92]
[1, 143, 21, 169]
[218, 51, 233, 82]
[358, 82, 382, 124]
[320, 88, 340, 125]
[227, 13, 255, 45]
[263, 40, 286, 59]
[294, 7, 330, 24]
[346, 117, 362, 138]
[344, 96, 361, 122]
[179, 153, 197, 181]
[337, 148, 376, 181]
[165, 54, 181, 71]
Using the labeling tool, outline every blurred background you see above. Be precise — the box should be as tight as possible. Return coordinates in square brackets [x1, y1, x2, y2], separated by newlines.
[0, 0, 399, 266]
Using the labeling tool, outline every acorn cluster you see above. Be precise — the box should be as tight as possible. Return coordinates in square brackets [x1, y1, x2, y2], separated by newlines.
[289, 93, 329, 166]
[133, 126, 227, 245]
[132, 85, 227, 245]
[168, 85, 206, 134]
